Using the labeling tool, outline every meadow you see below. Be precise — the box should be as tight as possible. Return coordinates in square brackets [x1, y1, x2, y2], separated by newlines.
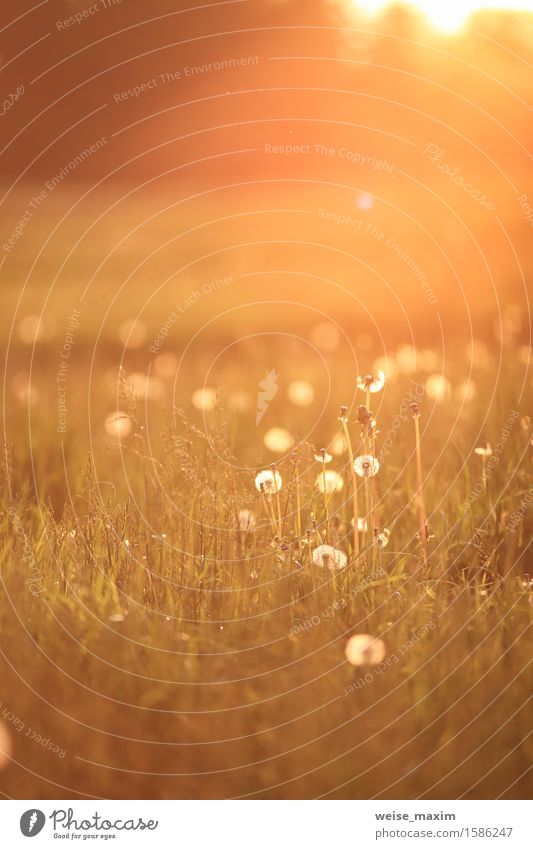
[1, 298, 532, 799]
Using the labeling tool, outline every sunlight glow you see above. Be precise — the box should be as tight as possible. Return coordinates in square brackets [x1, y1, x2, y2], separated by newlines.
[352, 0, 533, 32]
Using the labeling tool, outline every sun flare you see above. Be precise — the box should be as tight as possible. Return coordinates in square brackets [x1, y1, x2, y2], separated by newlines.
[351, 0, 533, 32]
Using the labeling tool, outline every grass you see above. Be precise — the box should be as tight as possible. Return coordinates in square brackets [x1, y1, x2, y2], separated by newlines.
[0, 332, 532, 800]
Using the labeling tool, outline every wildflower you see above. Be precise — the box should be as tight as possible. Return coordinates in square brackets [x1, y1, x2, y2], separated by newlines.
[238, 508, 256, 531]
[314, 449, 333, 463]
[263, 427, 294, 453]
[351, 517, 368, 532]
[287, 380, 315, 407]
[354, 454, 380, 477]
[315, 470, 344, 494]
[474, 443, 492, 457]
[255, 469, 282, 494]
[312, 544, 347, 570]
[357, 370, 385, 394]
[344, 634, 386, 666]
[338, 405, 348, 423]
[191, 387, 217, 410]
[375, 528, 390, 548]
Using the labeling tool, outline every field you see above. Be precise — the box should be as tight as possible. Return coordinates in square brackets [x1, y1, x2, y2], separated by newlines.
[1, 254, 532, 798]
[1, 0, 533, 802]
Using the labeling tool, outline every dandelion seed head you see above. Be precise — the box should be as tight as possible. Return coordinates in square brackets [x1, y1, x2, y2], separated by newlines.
[344, 634, 386, 666]
[474, 443, 492, 457]
[375, 528, 391, 548]
[338, 405, 348, 423]
[255, 469, 282, 494]
[314, 450, 333, 463]
[357, 370, 385, 394]
[312, 544, 347, 570]
[354, 454, 380, 477]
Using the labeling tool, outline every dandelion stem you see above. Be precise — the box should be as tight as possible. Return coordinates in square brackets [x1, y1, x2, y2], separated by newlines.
[321, 453, 329, 543]
[412, 409, 428, 566]
[341, 414, 359, 558]
[363, 476, 370, 548]
[272, 466, 283, 537]
[260, 487, 278, 537]
[296, 472, 302, 538]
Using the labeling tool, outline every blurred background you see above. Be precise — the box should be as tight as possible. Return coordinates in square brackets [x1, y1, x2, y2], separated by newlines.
[1, 0, 532, 475]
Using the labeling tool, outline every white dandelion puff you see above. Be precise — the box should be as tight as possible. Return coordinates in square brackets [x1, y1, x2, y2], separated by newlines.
[357, 370, 385, 394]
[311, 544, 347, 570]
[255, 469, 282, 494]
[344, 634, 386, 666]
[354, 454, 380, 478]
